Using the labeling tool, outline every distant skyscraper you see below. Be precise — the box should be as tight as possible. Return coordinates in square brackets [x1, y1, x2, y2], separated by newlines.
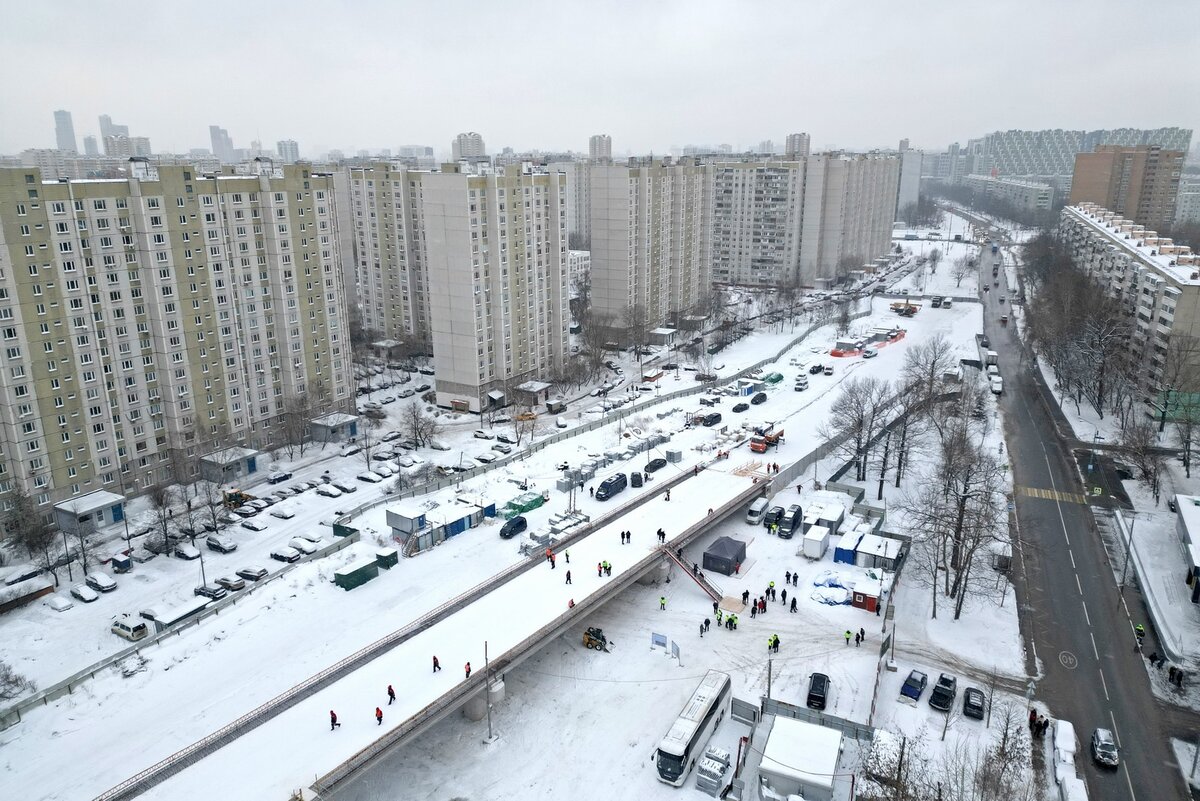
[899, 138, 910, 153]
[82, 136, 99, 156]
[451, 132, 486, 162]
[54, 110, 77, 153]
[102, 135, 151, 157]
[98, 114, 129, 139]
[589, 134, 612, 162]
[276, 139, 300, 163]
[785, 133, 810, 159]
[209, 125, 235, 162]
[758, 140, 776, 156]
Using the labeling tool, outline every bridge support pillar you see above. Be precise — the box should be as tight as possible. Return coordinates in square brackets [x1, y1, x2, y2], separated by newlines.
[462, 679, 506, 721]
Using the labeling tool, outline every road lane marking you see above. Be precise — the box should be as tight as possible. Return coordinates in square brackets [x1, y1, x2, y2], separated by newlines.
[1082, 602, 1091, 626]
[1090, 631, 1099, 660]
[1069, 550, 1076, 569]
[1099, 667, 1110, 701]
[1076, 574, 1083, 595]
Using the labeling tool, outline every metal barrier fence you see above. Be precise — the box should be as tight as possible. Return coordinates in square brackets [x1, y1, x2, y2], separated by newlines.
[0, 532, 359, 732]
[761, 696, 875, 743]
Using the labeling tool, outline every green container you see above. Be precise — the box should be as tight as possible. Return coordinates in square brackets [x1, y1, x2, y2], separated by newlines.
[334, 557, 379, 591]
[375, 548, 399, 569]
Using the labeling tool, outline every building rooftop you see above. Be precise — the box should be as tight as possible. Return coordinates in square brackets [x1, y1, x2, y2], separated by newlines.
[312, 412, 358, 427]
[1066, 203, 1200, 285]
[55, 490, 125, 516]
[759, 715, 841, 790]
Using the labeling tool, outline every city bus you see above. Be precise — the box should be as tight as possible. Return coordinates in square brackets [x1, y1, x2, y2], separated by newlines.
[655, 670, 732, 785]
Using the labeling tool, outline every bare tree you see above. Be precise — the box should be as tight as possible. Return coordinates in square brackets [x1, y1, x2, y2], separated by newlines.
[145, 483, 177, 556]
[819, 377, 892, 483]
[399, 401, 443, 449]
[359, 416, 384, 468]
[623, 303, 650, 361]
[0, 661, 36, 700]
[835, 299, 853, 337]
[280, 393, 314, 458]
[950, 256, 973, 287]
[927, 248, 942, 272]
[1121, 420, 1168, 503]
[3, 481, 60, 585]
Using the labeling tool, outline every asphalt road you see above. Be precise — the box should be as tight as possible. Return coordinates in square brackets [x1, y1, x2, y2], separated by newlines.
[984, 244, 1194, 800]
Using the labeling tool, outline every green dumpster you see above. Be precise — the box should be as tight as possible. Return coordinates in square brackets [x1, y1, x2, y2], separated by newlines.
[334, 557, 379, 591]
[375, 548, 399, 569]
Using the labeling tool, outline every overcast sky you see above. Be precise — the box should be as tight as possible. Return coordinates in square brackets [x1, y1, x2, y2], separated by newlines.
[3, 0, 1197, 158]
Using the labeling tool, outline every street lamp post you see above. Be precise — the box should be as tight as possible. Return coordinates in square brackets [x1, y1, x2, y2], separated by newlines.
[1088, 431, 1105, 474]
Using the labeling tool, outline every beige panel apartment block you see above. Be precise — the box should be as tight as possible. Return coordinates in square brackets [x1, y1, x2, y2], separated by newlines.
[799, 153, 900, 282]
[0, 162, 351, 514]
[422, 165, 568, 412]
[1070, 145, 1185, 232]
[711, 161, 806, 287]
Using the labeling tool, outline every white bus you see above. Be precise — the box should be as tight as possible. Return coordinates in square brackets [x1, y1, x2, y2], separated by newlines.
[655, 670, 732, 785]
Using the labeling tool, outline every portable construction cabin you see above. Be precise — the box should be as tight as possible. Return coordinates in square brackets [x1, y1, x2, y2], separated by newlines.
[310, 412, 359, 443]
[833, 531, 864, 565]
[334, 556, 380, 591]
[757, 715, 843, 801]
[735, 378, 761, 396]
[852, 573, 888, 614]
[816, 504, 845, 535]
[702, 536, 747, 576]
[855, 534, 902, 571]
[802, 525, 831, 559]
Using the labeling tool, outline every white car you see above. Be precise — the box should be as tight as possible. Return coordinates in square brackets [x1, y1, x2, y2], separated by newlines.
[288, 537, 320, 555]
[269, 508, 296, 520]
[474, 429, 495, 440]
[270, 546, 302, 563]
[357, 471, 383, 483]
[340, 445, 362, 458]
[491, 443, 513, 454]
[371, 465, 394, 478]
[382, 431, 402, 442]
[70, 584, 100, 603]
[315, 485, 343, 498]
[475, 452, 497, 464]
[429, 441, 451, 451]
[240, 519, 269, 532]
[85, 572, 118, 593]
[247, 499, 271, 511]
[395, 456, 416, 468]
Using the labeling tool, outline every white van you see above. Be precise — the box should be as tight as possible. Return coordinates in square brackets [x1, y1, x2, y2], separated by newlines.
[986, 364, 999, 377]
[746, 497, 770, 525]
[111, 614, 150, 642]
[990, 376, 1004, 395]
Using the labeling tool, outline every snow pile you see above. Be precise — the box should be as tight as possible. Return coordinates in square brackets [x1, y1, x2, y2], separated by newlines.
[810, 587, 852, 605]
[812, 570, 853, 589]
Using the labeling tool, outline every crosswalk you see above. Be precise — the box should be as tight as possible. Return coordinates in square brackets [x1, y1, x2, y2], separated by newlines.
[1017, 486, 1089, 504]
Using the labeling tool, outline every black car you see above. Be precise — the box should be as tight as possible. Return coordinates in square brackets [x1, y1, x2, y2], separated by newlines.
[763, 506, 785, 528]
[751, 392, 768, 405]
[962, 687, 985, 720]
[807, 673, 830, 710]
[500, 516, 528, 539]
[809, 364, 825, 375]
[929, 673, 957, 711]
[703, 412, 722, 427]
[645, 458, 667, 473]
[595, 473, 628, 501]
[732, 402, 749, 413]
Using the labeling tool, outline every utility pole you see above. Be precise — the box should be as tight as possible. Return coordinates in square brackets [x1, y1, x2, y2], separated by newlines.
[483, 640, 497, 743]
[766, 657, 772, 701]
[1120, 512, 1137, 589]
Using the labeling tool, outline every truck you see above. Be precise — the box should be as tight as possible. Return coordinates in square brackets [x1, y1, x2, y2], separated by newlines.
[750, 423, 784, 453]
[985, 350, 998, 367]
[991, 243, 999, 254]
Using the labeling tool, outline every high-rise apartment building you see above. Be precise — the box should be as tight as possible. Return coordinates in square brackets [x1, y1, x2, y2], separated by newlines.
[899, 138, 910, 153]
[1070, 145, 1185, 232]
[83, 136, 99, 157]
[98, 115, 129, 139]
[785, 133, 811, 159]
[965, 174, 1055, 211]
[337, 163, 433, 347]
[209, 125, 235, 162]
[590, 160, 711, 336]
[897, 149, 921, 212]
[422, 164, 568, 412]
[798, 153, 901, 281]
[54, 110, 77, 153]
[0, 161, 352, 510]
[1176, 174, 1200, 226]
[451, 132, 487, 162]
[975, 127, 1191, 186]
[1059, 202, 1200, 391]
[103, 135, 153, 158]
[548, 160, 592, 246]
[277, 140, 300, 164]
[589, 135, 612, 162]
[711, 162, 805, 286]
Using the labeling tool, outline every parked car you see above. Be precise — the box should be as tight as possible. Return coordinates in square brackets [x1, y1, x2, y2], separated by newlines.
[900, 670, 928, 701]
[732, 402, 750, 413]
[372, 451, 396, 462]
[794, 378, 809, 392]
[763, 506, 785, 528]
[751, 392, 768, 405]
[500, 516, 528, 539]
[331, 480, 358, 494]
[823, 365, 834, 376]
[247, 499, 271, 511]
[415, 383, 432, 392]
[430, 441, 451, 451]
[340, 445, 362, 458]
[474, 429, 495, 440]
[862, 349, 878, 359]
[174, 543, 202, 560]
[1091, 727, 1119, 768]
[194, 584, 228, 601]
[269, 508, 296, 520]
[70, 584, 100, 603]
[272, 488, 294, 499]
[233, 506, 259, 518]
[215, 575, 246, 592]
[380, 395, 397, 405]
[240, 519, 269, 532]
[206, 534, 238, 554]
[807, 673, 830, 710]
[492, 443, 513, 454]
[382, 431, 403, 442]
[962, 687, 986, 720]
[372, 465, 394, 478]
[496, 433, 517, 444]
[236, 566, 269, 582]
[267, 471, 292, 484]
[288, 537, 320, 555]
[85, 572, 118, 593]
[270, 546, 302, 563]
[809, 364, 825, 375]
[315, 485, 343, 498]
[703, 412, 722, 427]
[645, 457, 667, 473]
[929, 674, 958, 711]
[357, 472, 383, 483]
[475, 452, 497, 464]
[594, 473, 628, 501]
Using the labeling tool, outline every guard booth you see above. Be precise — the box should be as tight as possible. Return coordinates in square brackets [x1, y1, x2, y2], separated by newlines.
[310, 412, 359, 443]
[55, 490, 128, 539]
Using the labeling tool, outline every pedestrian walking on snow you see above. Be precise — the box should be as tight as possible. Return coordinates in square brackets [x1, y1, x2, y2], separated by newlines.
[565, 550, 569, 564]
[791, 573, 798, 587]
[1028, 708, 1037, 730]
[665, 489, 671, 501]
[704, 618, 711, 633]
[376, 707, 383, 725]
[433, 655, 441, 672]
[387, 685, 396, 705]
[742, 590, 750, 605]
[550, 555, 556, 569]
[751, 604, 758, 618]
[589, 486, 594, 497]
[598, 562, 603, 577]
[781, 589, 787, 605]
[693, 563, 699, 576]
[701, 622, 705, 637]
[790, 597, 797, 613]
[465, 662, 471, 679]
[660, 596, 667, 611]
[713, 601, 719, 615]
[658, 528, 666, 543]
[859, 627, 865, 642]
[855, 633, 861, 647]
[785, 570, 792, 584]
[330, 710, 341, 730]
[845, 630, 852, 645]
[565, 570, 572, 584]
[716, 609, 723, 626]
[772, 634, 780, 653]
[604, 561, 612, 576]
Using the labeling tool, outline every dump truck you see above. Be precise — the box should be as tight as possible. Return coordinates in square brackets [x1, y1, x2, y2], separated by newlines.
[750, 423, 784, 453]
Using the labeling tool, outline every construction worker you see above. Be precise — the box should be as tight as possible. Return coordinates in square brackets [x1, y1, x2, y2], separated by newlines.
[465, 662, 472, 679]
[1135, 623, 1146, 639]
[660, 596, 667, 611]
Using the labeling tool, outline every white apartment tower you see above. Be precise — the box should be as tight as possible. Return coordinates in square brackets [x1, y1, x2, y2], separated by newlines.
[799, 153, 901, 280]
[711, 162, 806, 286]
[451, 132, 487, 162]
[422, 165, 568, 412]
[0, 162, 352, 510]
[590, 160, 711, 337]
[785, 133, 810, 159]
[54, 110, 77, 154]
[549, 160, 592, 246]
[338, 163, 432, 348]
[589, 134, 612, 162]
[277, 140, 300, 164]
